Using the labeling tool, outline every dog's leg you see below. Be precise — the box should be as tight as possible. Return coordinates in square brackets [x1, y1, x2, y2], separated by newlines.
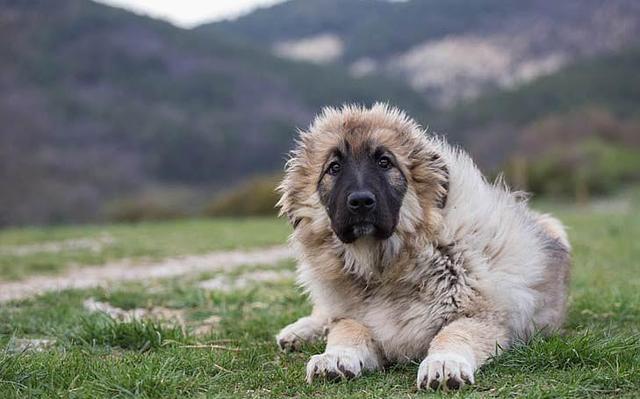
[417, 315, 508, 390]
[306, 318, 381, 383]
[276, 308, 328, 351]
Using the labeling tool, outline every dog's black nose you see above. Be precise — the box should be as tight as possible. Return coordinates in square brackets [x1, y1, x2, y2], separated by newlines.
[347, 191, 376, 214]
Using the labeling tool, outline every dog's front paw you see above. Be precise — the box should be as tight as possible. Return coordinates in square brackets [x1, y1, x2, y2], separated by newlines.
[306, 347, 367, 383]
[417, 352, 475, 391]
[276, 316, 324, 352]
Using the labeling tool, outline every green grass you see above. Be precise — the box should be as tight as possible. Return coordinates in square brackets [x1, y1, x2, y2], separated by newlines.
[1, 197, 639, 398]
[0, 217, 289, 280]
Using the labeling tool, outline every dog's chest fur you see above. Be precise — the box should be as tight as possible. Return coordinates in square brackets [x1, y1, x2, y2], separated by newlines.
[324, 243, 479, 363]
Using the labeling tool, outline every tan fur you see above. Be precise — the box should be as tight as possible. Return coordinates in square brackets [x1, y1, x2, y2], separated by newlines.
[276, 104, 571, 390]
[327, 318, 375, 347]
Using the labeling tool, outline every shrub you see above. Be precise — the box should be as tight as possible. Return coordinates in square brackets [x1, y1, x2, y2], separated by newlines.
[503, 139, 640, 199]
[204, 175, 281, 217]
[104, 188, 193, 222]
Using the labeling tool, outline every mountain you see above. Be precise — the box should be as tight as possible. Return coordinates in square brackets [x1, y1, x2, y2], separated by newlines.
[202, 0, 640, 106]
[439, 48, 640, 169]
[203, 47, 640, 208]
[0, 0, 430, 226]
[2, 0, 639, 226]
[447, 48, 640, 130]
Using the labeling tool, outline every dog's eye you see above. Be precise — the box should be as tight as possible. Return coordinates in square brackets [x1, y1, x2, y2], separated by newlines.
[327, 161, 341, 176]
[378, 156, 392, 169]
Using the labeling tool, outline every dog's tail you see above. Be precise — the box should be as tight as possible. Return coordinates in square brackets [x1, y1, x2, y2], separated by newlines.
[535, 213, 571, 250]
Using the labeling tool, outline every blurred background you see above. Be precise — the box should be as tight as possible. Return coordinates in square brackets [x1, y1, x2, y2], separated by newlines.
[1, 0, 639, 227]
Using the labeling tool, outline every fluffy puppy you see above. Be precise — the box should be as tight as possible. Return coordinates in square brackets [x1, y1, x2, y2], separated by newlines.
[275, 104, 570, 390]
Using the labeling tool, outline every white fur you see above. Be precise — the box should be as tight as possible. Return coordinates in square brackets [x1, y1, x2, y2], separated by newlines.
[306, 345, 380, 383]
[276, 315, 326, 351]
[343, 236, 379, 279]
[433, 140, 551, 338]
[417, 352, 475, 389]
[342, 233, 403, 281]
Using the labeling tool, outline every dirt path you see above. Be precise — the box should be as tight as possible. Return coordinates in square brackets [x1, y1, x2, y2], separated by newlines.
[0, 246, 292, 303]
[0, 234, 115, 257]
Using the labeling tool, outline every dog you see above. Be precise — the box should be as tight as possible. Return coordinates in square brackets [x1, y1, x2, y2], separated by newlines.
[275, 104, 570, 390]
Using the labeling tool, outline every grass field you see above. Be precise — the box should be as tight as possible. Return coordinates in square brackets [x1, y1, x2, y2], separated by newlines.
[0, 195, 639, 398]
[0, 218, 290, 280]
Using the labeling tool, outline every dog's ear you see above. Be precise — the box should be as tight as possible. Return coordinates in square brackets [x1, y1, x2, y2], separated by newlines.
[406, 148, 449, 214]
[278, 194, 302, 229]
[404, 148, 450, 240]
[289, 213, 302, 229]
[436, 164, 449, 209]
[429, 153, 449, 209]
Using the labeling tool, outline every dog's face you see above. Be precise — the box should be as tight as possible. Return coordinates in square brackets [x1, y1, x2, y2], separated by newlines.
[317, 140, 407, 243]
[279, 104, 449, 249]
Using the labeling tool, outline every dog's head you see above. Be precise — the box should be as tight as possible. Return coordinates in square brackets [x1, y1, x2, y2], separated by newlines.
[279, 104, 449, 246]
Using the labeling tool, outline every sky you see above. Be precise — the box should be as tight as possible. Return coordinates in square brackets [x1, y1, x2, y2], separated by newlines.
[95, 0, 288, 28]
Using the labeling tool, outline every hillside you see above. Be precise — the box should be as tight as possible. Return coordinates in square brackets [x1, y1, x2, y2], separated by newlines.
[204, 0, 640, 106]
[207, 48, 640, 210]
[444, 48, 640, 163]
[0, 0, 430, 226]
[433, 48, 640, 198]
[203, 0, 529, 60]
[2, 0, 639, 226]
